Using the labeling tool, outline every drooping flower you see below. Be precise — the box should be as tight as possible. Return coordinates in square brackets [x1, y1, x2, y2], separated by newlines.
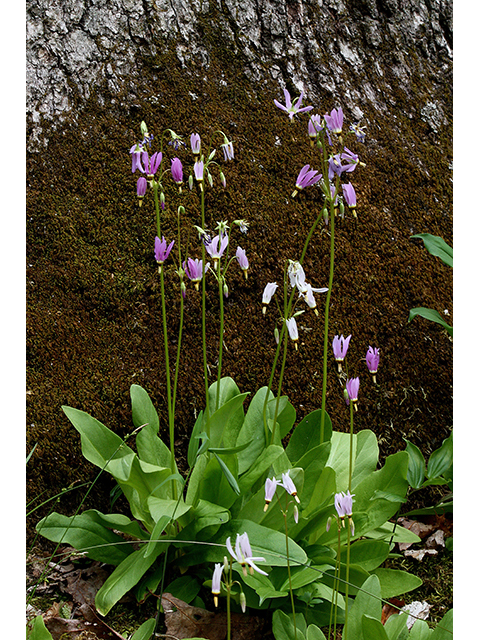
[346, 377, 360, 410]
[288, 260, 307, 291]
[334, 490, 354, 518]
[308, 114, 324, 140]
[193, 160, 204, 184]
[300, 283, 328, 315]
[280, 470, 300, 503]
[332, 334, 352, 370]
[262, 282, 278, 313]
[342, 182, 357, 209]
[328, 154, 346, 180]
[236, 247, 249, 278]
[226, 533, 268, 577]
[141, 151, 163, 178]
[286, 317, 299, 349]
[130, 143, 145, 173]
[341, 147, 360, 173]
[233, 219, 249, 234]
[184, 258, 210, 289]
[211, 563, 224, 607]
[274, 88, 314, 120]
[206, 234, 229, 263]
[154, 236, 174, 266]
[366, 346, 380, 383]
[264, 477, 279, 511]
[136, 177, 147, 204]
[221, 140, 235, 161]
[171, 157, 183, 184]
[190, 133, 201, 156]
[292, 164, 322, 197]
[324, 107, 344, 134]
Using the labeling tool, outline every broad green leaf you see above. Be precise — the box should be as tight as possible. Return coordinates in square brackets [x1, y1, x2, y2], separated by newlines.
[430, 608, 453, 640]
[278, 566, 326, 592]
[237, 444, 284, 494]
[135, 424, 172, 475]
[28, 616, 53, 640]
[185, 452, 208, 505]
[306, 624, 327, 640]
[285, 409, 332, 466]
[130, 384, 159, 432]
[408, 308, 453, 336]
[362, 615, 390, 640]
[147, 496, 191, 523]
[242, 571, 290, 605]
[365, 520, 421, 545]
[131, 618, 156, 640]
[409, 619, 432, 640]
[404, 440, 426, 489]
[208, 376, 242, 414]
[236, 386, 272, 474]
[302, 466, 336, 518]
[427, 433, 453, 480]
[347, 539, 390, 572]
[372, 568, 422, 598]
[208, 392, 249, 449]
[384, 613, 409, 640]
[164, 576, 200, 604]
[95, 547, 161, 615]
[411, 233, 453, 267]
[76, 509, 150, 540]
[62, 406, 135, 481]
[175, 499, 230, 541]
[345, 575, 382, 640]
[143, 515, 171, 557]
[352, 430, 380, 487]
[325, 431, 358, 492]
[198, 453, 239, 508]
[322, 563, 370, 596]
[36, 511, 134, 565]
[272, 610, 306, 640]
[267, 396, 297, 438]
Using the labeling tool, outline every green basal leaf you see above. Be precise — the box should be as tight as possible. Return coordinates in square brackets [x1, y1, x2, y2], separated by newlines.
[408, 307, 453, 336]
[207, 376, 242, 414]
[136, 423, 172, 473]
[36, 511, 135, 565]
[95, 547, 162, 616]
[164, 575, 200, 604]
[430, 608, 453, 639]
[285, 409, 332, 466]
[352, 430, 380, 487]
[383, 613, 409, 640]
[147, 496, 192, 524]
[236, 386, 272, 474]
[427, 432, 453, 480]
[346, 539, 390, 572]
[404, 439, 426, 489]
[208, 392, 249, 449]
[272, 610, 306, 640]
[267, 396, 297, 439]
[237, 444, 284, 494]
[28, 616, 54, 640]
[411, 233, 453, 267]
[130, 384, 160, 432]
[143, 515, 171, 558]
[198, 453, 239, 508]
[130, 619, 156, 640]
[365, 521, 421, 545]
[207, 439, 253, 454]
[322, 563, 370, 596]
[408, 619, 432, 640]
[361, 615, 390, 640]
[372, 568, 422, 598]
[345, 575, 382, 640]
[306, 624, 327, 640]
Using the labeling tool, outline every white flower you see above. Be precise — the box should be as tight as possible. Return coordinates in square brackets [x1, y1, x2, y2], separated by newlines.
[226, 533, 268, 576]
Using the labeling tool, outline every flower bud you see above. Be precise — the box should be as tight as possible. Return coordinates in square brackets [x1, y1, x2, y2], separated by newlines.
[240, 592, 247, 613]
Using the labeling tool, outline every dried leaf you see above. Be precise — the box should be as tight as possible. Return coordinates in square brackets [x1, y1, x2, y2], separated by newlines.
[381, 597, 405, 624]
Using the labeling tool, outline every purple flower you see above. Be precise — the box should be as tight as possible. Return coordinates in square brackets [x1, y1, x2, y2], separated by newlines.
[308, 114, 324, 139]
[190, 133, 201, 155]
[342, 182, 357, 208]
[171, 157, 183, 184]
[292, 164, 322, 196]
[286, 317, 299, 349]
[193, 160, 204, 182]
[221, 141, 234, 161]
[141, 151, 163, 177]
[274, 88, 314, 120]
[346, 377, 360, 408]
[332, 334, 352, 365]
[236, 247, 249, 278]
[262, 282, 278, 313]
[328, 154, 346, 180]
[154, 236, 174, 265]
[366, 346, 380, 382]
[280, 470, 300, 503]
[211, 563, 223, 607]
[184, 258, 209, 289]
[226, 533, 268, 577]
[264, 477, 279, 511]
[350, 122, 366, 143]
[341, 148, 359, 173]
[206, 234, 229, 262]
[136, 177, 147, 202]
[324, 108, 344, 134]
[130, 144, 145, 173]
[327, 491, 355, 534]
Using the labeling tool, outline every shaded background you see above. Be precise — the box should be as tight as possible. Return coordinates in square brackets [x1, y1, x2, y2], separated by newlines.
[26, 0, 452, 539]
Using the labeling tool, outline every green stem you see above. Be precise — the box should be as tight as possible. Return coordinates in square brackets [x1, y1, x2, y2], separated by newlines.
[283, 507, 296, 640]
[200, 187, 210, 435]
[270, 321, 289, 444]
[345, 521, 352, 637]
[153, 182, 161, 238]
[332, 524, 342, 640]
[160, 266, 176, 500]
[348, 401, 354, 493]
[226, 563, 232, 640]
[216, 262, 225, 411]
[320, 194, 336, 443]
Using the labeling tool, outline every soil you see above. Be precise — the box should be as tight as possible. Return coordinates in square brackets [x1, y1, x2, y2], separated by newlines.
[26, 47, 452, 569]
